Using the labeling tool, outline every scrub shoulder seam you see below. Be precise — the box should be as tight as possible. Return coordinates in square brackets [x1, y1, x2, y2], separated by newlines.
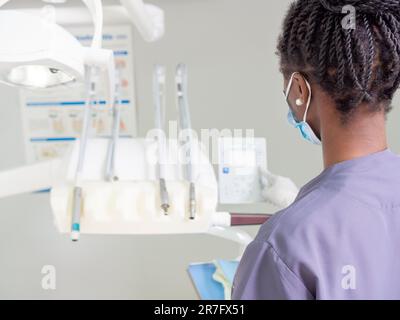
[254, 239, 314, 298]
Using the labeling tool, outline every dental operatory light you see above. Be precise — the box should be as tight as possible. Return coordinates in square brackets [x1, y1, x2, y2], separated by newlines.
[0, 1, 122, 115]
[0, 8, 85, 89]
[0, 0, 164, 92]
[7, 65, 75, 89]
[0, 0, 102, 90]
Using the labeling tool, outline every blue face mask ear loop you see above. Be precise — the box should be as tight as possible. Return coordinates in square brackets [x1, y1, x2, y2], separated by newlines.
[285, 72, 312, 122]
[302, 76, 313, 123]
[284, 72, 297, 105]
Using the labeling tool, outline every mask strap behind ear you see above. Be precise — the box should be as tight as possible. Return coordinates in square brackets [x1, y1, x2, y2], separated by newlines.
[302, 76, 312, 122]
[285, 72, 297, 101]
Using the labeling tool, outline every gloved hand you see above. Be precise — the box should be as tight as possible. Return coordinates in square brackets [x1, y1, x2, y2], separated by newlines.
[259, 167, 299, 209]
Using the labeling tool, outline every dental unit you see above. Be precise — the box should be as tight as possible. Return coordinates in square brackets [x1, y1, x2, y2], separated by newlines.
[0, 0, 271, 256]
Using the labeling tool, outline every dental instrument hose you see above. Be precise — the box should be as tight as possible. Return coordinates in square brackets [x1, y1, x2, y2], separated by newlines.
[105, 67, 122, 182]
[176, 63, 196, 220]
[71, 66, 97, 242]
[153, 65, 170, 214]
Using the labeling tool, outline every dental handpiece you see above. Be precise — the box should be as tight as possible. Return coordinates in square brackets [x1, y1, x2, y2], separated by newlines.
[153, 65, 169, 214]
[176, 63, 196, 220]
[71, 67, 96, 242]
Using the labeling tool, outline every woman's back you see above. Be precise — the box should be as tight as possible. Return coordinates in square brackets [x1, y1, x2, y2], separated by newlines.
[233, 150, 400, 299]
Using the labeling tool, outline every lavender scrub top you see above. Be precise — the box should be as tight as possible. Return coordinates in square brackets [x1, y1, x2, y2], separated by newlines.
[232, 149, 400, 300]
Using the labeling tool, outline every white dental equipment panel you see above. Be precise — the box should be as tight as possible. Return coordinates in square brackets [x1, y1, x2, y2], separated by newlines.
[19, 25, 137, 163]
[218, 137, 267, 204]
[51, 138, 220, 235]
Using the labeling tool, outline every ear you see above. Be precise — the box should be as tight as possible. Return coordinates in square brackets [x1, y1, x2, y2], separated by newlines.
[291, 73, 310, 108]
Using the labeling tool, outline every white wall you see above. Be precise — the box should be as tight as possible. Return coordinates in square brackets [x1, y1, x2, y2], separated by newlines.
[0, 0, 400, 299]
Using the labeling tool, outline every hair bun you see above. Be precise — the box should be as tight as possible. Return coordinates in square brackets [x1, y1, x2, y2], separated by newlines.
[320, 0, 400, 14]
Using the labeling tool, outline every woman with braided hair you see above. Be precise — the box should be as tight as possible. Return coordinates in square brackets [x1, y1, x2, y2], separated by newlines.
[233, 0, 400, 299]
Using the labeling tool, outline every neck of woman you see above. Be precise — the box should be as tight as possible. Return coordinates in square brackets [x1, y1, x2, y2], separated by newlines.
[321, 107, 388, 168]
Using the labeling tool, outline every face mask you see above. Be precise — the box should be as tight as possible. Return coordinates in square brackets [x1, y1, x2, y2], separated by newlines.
[285, 72, 321, 145]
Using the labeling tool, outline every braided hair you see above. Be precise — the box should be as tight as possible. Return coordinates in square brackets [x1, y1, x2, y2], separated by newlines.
[277, 0, 400, 121]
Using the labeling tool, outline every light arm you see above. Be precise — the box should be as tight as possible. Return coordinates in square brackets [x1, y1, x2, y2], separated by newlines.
[82, 0, 103, 48]
[0, 0, 10, 8]
[119, 0, 164, 42]
[0, 0, 104, 48]
[17, 1, 164, 43]
[0, 159, 63, 198]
